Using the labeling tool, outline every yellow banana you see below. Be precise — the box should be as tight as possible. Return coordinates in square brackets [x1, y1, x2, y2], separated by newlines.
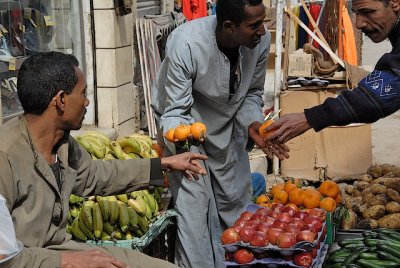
[118, 201, 129, 232]
[113, 227, 123, 240]
[125, 230, 133, 240]
[137, 216, 149, 233]
[128, 196, 147, 216]
[108, 196, 119, 224]
[70, 206, 80, 218]
[130, 190, 144, 199]
[71, 218, 87, 241]
[79, 135, 105, 149]
[117, 137, 141, 155]
[127, 206, 139, 227]
[103, 153, 116, 160]
[86, 140, 106, 159]
[145, 193, 157, 216]
[127, 153, 140, 159]
[78, 214, 95, 240]
[103, 221, 114, 235]
[80, 200, 94, 231]
[110, 141, 125, 160]
[76, 137, 94, 155]
[150, 149, 159, 158]
[116, 194, 128, 204]
[96, 196, 110, 221]
[92, 203, 103, 239]
[129, 134, 153, 148]
[81, 131, 111, 147]
[122, 152, 134, 160]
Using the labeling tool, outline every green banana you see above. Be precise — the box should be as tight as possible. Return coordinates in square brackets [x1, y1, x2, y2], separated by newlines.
[66, 224, 72, 234]
[79, 135, 105, 149]
[122, 152, 134, 159]
[134, 228, 144, 238]
[118, 201, 129, 232]
[103, 221, 114, 235]
[80, 200, 94, 231]
[117, 137, 141, 155]
[113, 227, 123, 240]
[86, 140, 106, 159]
[150, 149, 159, 158]
[92, 203, 103, 239]
[127, 206, 139, 227]
[110, 141, 125, 160]
[103, 153, 116, 160]
[96, 196, 110, 221]
[108, 196, 119, 224]
[128, 196, 147, 216]
[76, 137, 94, 155]
[69, 194, 84, 204]
[101, 231, 111, 241]
[82, 131, 111, 147]
[127, 153, 140, 159]
[129, 133, 153, 147]
[78, 214, 95, 240]
[144, 200, 153, 220]
[137, 216, 149, 233]
[116, 194, 128, 204]
[153, 199, 159, 217]
[70, 206, 80, 218]
[71, 218, 87, 241]
[125, 230, 133, 240]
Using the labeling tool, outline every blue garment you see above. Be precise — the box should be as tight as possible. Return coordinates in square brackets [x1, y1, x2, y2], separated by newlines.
[251, 172, 266, 198]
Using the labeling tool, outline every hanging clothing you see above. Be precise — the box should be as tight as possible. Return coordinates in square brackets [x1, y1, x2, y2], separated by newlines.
[182, 0, 207, 21]
[342, 5, 358, 65]
[298, 6, 309, 49]
[308, 3, 321, 49]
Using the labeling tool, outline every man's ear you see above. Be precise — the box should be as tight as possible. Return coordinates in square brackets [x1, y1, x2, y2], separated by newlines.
[54, 90, 66, 111]
[392, 0, 400, 11]
[222, 20, 235, 33]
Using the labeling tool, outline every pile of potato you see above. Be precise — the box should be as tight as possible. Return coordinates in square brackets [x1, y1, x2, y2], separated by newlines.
[341, 164, 400, 230]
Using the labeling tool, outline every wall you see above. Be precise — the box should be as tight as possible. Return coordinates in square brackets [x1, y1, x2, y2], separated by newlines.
[92, 0, 140, 136]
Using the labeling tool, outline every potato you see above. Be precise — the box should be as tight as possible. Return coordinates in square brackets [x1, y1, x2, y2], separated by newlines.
[357, 174, 373, 183]
[344, 195, 353, 210]
[357, 219, 379, 229]
[386, 188, 400, 202]
[341, 211, 358, 230]
[385, 201, 400, 214]
[362, 193, 375, 205]
[383, 179, 400, 192]
[352, 189, 362, 197]
[370, 184, 387, 195]
[361, 187, 371, 196]
[362, 205, 385, 220]
[345, 185, 354, 195]
[383, 168, 400, 177]
[352, 203, 367, 214]
[367, 194, 388, 207]
[378, 213, 400, 229]
[381, 164, 398, 176]
[368, 165, 384, 179]
[356, 181, 370, 192]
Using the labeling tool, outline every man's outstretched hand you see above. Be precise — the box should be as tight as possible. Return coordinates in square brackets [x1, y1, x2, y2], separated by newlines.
[249, 122, 290, 160]
[161, 152, 208, 181]
[264, 113, 312, 144]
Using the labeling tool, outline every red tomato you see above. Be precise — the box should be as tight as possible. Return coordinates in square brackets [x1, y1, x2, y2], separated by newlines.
[293, 252, 313, 267]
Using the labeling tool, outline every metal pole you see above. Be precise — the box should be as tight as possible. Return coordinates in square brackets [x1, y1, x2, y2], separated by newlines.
[273, 0, 285, 175]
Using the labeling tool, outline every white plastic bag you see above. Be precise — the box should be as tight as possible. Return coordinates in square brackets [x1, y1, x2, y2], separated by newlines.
[0, 194, 19, 256]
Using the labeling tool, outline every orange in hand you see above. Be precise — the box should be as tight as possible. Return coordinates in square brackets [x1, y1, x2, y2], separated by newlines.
[190, 122, 207, 140]
[258, 120, 275, 139]
[174, 124, 191, 142]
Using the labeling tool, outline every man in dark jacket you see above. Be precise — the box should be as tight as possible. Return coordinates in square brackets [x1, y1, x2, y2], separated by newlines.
[264, 0, 400, 143]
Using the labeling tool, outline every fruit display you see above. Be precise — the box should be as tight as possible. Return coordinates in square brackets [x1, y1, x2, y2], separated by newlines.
[75, 131, 159, 160]
[256, 179, 343, 213]
[67, 188, 164, 241]
[221, 204, 327, 266]
[324, 229, 400, 267]
[341, 164, 400, 229]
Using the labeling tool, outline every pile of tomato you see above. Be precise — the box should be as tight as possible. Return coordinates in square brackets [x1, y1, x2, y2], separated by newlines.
[221, 204, 327, 267]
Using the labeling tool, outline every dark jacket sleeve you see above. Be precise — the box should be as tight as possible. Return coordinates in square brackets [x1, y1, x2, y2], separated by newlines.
[304, 70, 400, 132]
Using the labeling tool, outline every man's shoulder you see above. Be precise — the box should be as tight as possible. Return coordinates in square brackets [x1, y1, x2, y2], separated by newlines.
[0, 117, 25, 153]
[171, 16, 216, 40]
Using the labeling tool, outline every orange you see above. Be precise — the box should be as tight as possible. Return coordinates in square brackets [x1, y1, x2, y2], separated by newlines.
[259, 202, 272, 208]
[335, 194, 343, 204]
[174, 125, 191, 142]
[320, 197, 337, 212]
[258, 119, 275, 139]
[303, 190, 321, 209]
[256, 194, 270, 205]
[284, 182, 298, 194]
[271, 184, 284, 197]
[304, 188, 322, 200]
[273, 190, 288, 204]
[190, 122, 207, 140]
[288, 188, 304, 206]
[319, 181, 339, 198]
[164, 128, 175, 142]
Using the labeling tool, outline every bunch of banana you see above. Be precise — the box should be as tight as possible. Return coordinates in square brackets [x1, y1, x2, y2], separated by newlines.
[68, 193, 157, 242]
[75, 131, 112, 160]
[149, 186, 165, 210]
[128, 190, 159, 219]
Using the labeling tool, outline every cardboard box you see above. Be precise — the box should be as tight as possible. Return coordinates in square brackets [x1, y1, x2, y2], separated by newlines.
[280, 91, 372, 181]
[288, 52, 313, 77]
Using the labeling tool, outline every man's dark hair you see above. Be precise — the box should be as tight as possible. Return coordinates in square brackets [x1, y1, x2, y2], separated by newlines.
[17, 52, 79, 115]
[216, 0, 263, 26]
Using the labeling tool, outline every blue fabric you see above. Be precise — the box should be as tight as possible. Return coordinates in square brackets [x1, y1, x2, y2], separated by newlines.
[251, 172, 266, 198]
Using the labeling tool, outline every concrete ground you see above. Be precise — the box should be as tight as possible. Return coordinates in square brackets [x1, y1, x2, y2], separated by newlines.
[362, 37, 400, 166]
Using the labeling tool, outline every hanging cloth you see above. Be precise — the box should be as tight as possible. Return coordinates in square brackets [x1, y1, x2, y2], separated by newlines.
[297, 6, 309, 50]
[342, 5, 357, 65]
[182, 0, 207, 21]
[308, 3, 321, 49]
